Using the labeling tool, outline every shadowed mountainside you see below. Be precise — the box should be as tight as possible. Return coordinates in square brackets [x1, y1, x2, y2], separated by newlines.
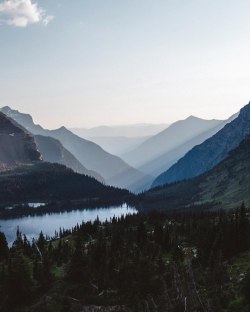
[0, 112, 41, 167]
[0, 162, 130, 205]
[122, 116, 225, 176]
[140, 135, 250, 210]
[0, 106, 152, 192]
[153, 102, 250, 187]
[34, 135, 105, 183]
[139, 113, 237, 177]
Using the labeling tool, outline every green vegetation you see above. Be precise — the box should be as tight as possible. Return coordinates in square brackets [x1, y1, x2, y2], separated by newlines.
[0, 162, 131, 216]
[140, 137, 250, 211]
[1, 204, 250, 311]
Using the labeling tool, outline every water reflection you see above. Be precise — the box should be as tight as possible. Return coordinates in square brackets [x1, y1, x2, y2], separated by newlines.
[0, 204, 136, 245]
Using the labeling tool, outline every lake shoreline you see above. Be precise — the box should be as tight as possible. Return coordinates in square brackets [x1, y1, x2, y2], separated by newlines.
[0, 197, 136, 219]
[0, 205, 137, 245]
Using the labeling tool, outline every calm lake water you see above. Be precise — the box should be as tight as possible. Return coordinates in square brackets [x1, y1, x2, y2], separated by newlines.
[0, 205, 136, 246]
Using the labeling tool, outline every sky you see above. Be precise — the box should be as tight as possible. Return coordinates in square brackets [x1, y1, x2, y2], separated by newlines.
[0, 0, 250, 129]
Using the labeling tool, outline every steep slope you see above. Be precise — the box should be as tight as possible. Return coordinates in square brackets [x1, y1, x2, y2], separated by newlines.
[122, 116, 223, 169]
[0, 112, 130, 205]
[139, 113, 237, 176]
[34, 135, 105, 183]
[47, 127, 153, 192]
[0, 112, 41, 167]
[153, 102, 250, 187]
[140, 136, 250, 210]
[0, 106, 152, 192]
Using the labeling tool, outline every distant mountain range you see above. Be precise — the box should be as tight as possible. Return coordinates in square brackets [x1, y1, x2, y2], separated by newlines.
[139, 113, 238, 177]
[153, 101, 250, 187]
[70, 123, 168, 138]
[0, 106, 152, 192]
[122, 115, 236, 177]
[70, 124, 168, 157]
[140, 134, 250, 210]
[1, 99, 250, 212]
[76, 136, 149, 156]
[34, 135, 104, 183]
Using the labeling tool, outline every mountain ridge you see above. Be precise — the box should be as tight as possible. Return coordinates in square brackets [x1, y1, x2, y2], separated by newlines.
[122, 115, 226, 176]
[0, 106, 152, 192]
[34, 135, 105, 183]
[140, 135, 250, 210]
[152, 101, 250, 187]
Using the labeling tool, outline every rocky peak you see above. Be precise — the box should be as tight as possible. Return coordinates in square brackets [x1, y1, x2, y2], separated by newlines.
[0, 112, 42, 165]
[0, 112, 23, 134]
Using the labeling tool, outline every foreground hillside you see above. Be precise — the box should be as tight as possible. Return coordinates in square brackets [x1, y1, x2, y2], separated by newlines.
[140, 136, 250, 211]
[0, 209, 250, 311]
[0, 162, 130, 206]
[153, 101, 250, 187]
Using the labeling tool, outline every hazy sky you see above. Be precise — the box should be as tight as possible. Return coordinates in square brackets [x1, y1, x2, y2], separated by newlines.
[0, 0, 250, 129]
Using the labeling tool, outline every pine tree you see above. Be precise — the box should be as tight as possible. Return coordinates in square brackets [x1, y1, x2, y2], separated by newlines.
[0, 232, 8, 262]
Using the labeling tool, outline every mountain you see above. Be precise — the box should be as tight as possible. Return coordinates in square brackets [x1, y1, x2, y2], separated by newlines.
[0, 106, 152, 192]
[0, 162, 130, 204]
[76, 136, 149, 156]
[122, 116, 224, 172]
[0, 111, 130, 205]
[140, 135, 250, 210]
[70, 123, 168, 138]
[34, 135, 104, 183]
[70, 124, 168, 157]
[45, 127, 153, 193]
[0, 112, 41, 167]
[152, 101, 250, 187]
[139, 113, 238, 176]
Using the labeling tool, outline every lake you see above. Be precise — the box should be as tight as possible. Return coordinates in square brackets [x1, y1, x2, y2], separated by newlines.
[0, 204, 136, 246]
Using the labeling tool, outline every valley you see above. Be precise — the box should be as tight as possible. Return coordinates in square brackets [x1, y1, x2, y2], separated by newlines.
[0, 101, 250, 312]
[1, 1, 249, 310]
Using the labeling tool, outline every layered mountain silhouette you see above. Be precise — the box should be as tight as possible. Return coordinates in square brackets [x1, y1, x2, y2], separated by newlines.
[0, 112, 41, 167]
[153, 101, 250, 187]
[0, 106, 152, 192]
[139, 113, 238, 177]
[122, 116, 229, 176]
[76, 136, 149, 156]
[140, 135, 250, 210]
[0, 112, 130, 204]
[71, 123, 167, 138]
[70, 124, 167, 156]
[34, 135, 104, 183]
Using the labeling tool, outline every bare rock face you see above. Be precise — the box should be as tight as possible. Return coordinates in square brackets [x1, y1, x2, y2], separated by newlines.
[0, 112, 41, 166]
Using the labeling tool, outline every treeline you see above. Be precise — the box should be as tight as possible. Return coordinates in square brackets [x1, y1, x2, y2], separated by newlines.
[0, 200, 130, 219]
[0, 205, 250, 311]
[0, 162, 131, 205]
